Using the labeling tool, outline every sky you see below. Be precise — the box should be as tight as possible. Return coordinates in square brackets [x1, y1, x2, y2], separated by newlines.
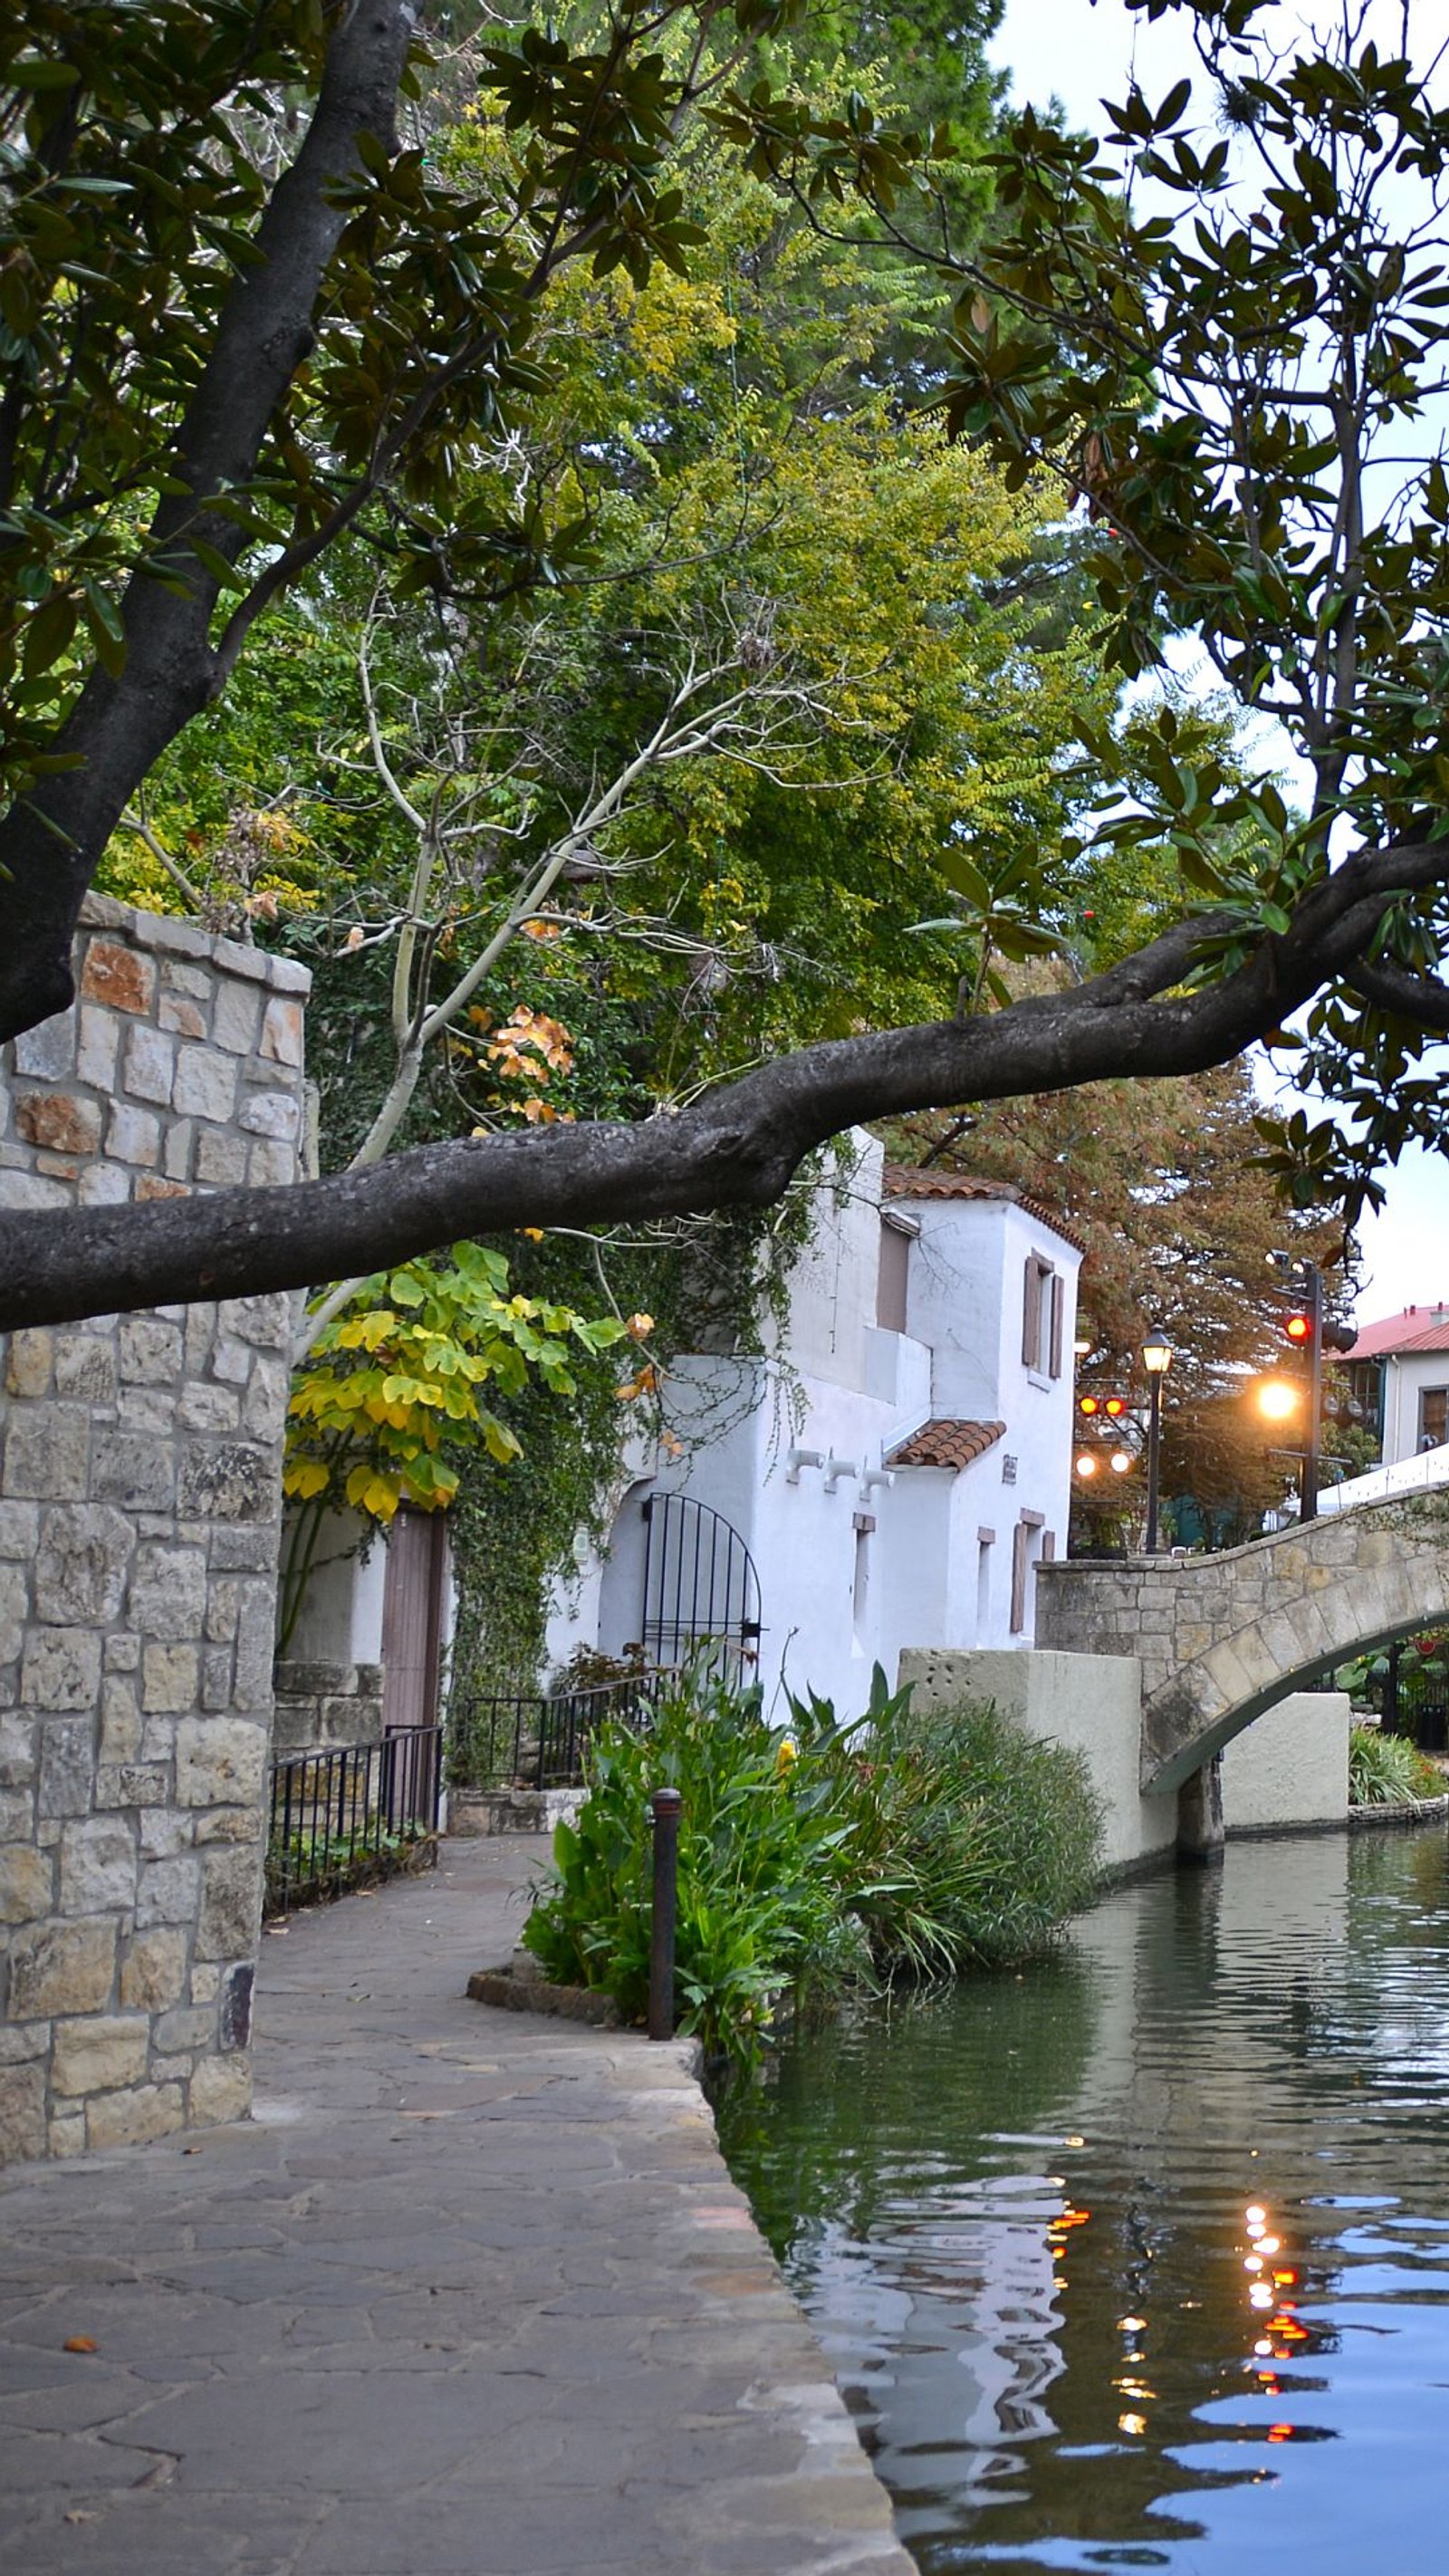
[986, 0, 1449, 1324]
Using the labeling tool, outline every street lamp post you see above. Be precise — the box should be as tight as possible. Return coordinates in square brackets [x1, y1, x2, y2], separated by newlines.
[1298, 1263, 1324, 1523]
[1266, 1254, 1355, 1523]
[1141, 1329, 1172, 1553]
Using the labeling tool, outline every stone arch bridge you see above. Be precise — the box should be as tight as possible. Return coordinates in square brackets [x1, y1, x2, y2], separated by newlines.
[1034, 1494, 1449, 1794]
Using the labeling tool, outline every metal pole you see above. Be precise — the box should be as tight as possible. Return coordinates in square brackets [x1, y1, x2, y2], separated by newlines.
[648, 1787, 682, 2042]
[1145, 1372, 1163, 1553]
[1301, 1261, 1322, 1523]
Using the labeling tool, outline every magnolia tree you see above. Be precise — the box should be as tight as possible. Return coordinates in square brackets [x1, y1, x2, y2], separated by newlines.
[4, 0, 1449, 1331]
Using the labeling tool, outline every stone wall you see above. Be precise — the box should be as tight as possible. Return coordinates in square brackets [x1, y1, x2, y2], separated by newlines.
[0, 897, 310, 2163]
[272, 1659, 384, 1756]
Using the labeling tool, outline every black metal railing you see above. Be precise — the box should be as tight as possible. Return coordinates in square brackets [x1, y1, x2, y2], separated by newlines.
[1379, 1645, 1449, 1753]
[449, 1671, 667, 1793]
[265, 1725, 443, 1916]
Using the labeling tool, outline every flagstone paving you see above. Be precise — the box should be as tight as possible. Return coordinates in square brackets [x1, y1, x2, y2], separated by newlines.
[0, 1836, 916, 2576]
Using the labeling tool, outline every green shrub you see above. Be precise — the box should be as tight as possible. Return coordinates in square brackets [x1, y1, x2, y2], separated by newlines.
[1348, 1720, 1444, 1806]
[520, 1664, 1103, 2063]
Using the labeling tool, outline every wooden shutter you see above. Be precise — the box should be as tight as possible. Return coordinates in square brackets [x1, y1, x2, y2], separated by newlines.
[1010, 1519, 1030, 1632]
[1049, 1274, 1065, 1379]
[381, 1506, 449, 1733]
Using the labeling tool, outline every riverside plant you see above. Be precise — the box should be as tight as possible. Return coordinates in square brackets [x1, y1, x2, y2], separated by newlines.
[520, 1665, 1103, 2065]
[1348, 1722, 1444, 1809]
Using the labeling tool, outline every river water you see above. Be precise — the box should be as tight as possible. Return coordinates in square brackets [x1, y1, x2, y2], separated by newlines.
[715, 1825, 1449, 2575]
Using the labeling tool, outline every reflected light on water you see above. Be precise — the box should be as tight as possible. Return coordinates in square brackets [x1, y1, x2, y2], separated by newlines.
[717, 1827, 1449, 2574]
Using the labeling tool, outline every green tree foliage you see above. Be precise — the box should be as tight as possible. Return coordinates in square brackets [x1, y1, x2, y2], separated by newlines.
[8, 0, 1449, 1353]
[280, 1244, 628, 1644]
[936, 0, 1449, 1220]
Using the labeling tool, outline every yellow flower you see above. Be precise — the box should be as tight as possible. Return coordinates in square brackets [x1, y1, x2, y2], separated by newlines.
[775, 1735, 798, 1778]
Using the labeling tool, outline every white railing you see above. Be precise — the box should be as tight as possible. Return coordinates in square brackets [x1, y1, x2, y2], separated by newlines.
[1317, 1445, 1449, 1517]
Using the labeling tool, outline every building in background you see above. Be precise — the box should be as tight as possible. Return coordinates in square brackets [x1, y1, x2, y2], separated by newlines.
[545, 1133, 1083, 1716]
[1343, 1305, 1449, 1465]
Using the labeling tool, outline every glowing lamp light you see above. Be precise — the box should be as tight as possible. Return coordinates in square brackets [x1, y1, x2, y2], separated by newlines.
[1141, 1330, 1172, 1377]
[1256, 1378, 1299, 1424]
[1250, 2283, 1274, 2310]
[1104, 1397, 1128, 1418]
[1285, 1311, 1312, 1344]
[1245, 2206, 1267, 2225]
[1118, 2413, 1147, 2437]
[1076, 1453, 1099, 1478]
[1110, 1449, 1133, 1474]
[1079, 1396, 1100, 1416]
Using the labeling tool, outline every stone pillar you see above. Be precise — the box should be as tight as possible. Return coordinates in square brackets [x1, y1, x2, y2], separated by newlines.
[0, 897, 310, 2162]
[1176, 1753, 1225, 1865]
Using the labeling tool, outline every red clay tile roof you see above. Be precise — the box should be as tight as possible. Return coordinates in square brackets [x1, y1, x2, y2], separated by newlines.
[1347, 1305, 1449, 1360]
[887, 1418, 1006, 1471]
[881, 1166, 1088, 1254]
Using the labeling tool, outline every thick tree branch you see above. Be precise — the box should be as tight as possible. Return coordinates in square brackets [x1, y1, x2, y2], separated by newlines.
[1345, 956, 1449, 1029]
[0, 0, 417, 1044]
[4, 842, 1442, 1334]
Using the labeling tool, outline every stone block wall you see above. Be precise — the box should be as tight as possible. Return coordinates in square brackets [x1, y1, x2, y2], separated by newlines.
[272, 1659, 384, 1755]
[0, 897, 310, 2162]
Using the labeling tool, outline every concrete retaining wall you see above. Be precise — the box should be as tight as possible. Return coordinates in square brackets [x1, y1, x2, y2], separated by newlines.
[0, 897, 309, 2162]
[898, 1648, 1350, 1874]
[899, 1647, 1179, 1874]
[1221, 1689, 1351, 1833]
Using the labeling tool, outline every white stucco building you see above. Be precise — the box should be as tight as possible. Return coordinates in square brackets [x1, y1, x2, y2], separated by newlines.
[1344, 1303, 1449, 1463]
[546, 1133, 1083, 1716]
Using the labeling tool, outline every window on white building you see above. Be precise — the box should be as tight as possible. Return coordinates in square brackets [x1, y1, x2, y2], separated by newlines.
[976, 1529, 994, 1637]
[1022, 1255, 1065, 1379]
[1420, 1387, 1448, 1450]
[877, 1214, 916, 1332]
[852, 1515, 872, 1639]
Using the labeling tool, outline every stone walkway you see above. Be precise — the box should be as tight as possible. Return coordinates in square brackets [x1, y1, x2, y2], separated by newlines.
[0, 1838, 916, 2576]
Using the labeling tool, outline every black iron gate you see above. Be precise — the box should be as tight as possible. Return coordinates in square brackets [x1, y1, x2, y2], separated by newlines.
[640, 1493, 763, 1674]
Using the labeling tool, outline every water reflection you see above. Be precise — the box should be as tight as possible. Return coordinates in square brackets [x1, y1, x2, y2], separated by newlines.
[716, 1827, 1449, 2573]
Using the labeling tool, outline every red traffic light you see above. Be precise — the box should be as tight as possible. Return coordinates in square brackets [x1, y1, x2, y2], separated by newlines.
[1104, 1397, 1128, 1418]
[1284, 1312, 1312, 1345]
[1079, 1396, 1099, 1416]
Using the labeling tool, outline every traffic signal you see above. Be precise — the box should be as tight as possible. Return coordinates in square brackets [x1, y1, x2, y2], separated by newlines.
[1079, 1394, 1130, 1416]
[1079, 1396, 1099, 1416]
[1104, 1397, 1128, 1418]
[1284, 1310, 1312, 1347]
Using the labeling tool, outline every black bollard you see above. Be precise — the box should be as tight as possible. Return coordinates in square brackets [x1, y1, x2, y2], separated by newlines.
[648, 1787, 682, 2040]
